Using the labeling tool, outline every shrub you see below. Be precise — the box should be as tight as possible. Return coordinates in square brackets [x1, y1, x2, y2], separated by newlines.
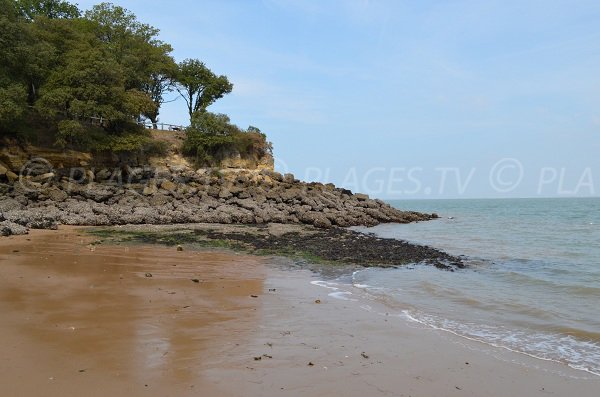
[183, 111, 272, 166]
[55, 119, 87, 149]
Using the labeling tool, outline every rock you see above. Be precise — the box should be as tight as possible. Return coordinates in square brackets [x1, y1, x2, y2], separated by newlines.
[143, 181, 158, 196]
[6, 171, 18, 183]
[229, 185, 245, 196]
[260, 169, 283, 182]
[160, 179, 177, 191]
[283, 173, 295, 183]
[85, 169, 95, 183]
[79, 185, 114, 202]
[154, 166, 171, 179]
[169, 164, 187, 174]
[149, 193, 170, 206]
[95, 169, 112, 181]
[44, 187, 68, 202]
[218, 189, 232, 199]
[0, 198, 24, 212]
[31, 172, 55, 183]
[300, 212, 332, 228]
[354, 193, 369, 201]
[27, 218, 58, 230]
[0, 221, 28, 236]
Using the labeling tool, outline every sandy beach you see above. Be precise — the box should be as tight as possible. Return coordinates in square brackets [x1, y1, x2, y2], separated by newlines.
[1, 227, 598, 397]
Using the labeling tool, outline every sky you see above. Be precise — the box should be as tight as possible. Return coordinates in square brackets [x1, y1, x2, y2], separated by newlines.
[75, 0, 600, 199]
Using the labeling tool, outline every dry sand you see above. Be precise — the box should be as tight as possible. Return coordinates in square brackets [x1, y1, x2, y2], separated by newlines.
[0, 227, 598, 396]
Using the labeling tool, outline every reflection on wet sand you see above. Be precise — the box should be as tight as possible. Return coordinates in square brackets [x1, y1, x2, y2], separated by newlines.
[0, 227, 264, 397]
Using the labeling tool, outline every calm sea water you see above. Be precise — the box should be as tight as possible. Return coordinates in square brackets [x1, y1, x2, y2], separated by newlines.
[337, 198, 600, 376]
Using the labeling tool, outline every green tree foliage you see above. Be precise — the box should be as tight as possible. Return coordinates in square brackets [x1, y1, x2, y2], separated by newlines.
[1, 0, 252, 158]
[141, 58, 177, 128]
[15, 0, 81, 20]
[0, 0, 28, 126]
[84, 3, 176, 128]
[0, 0, 176, 147]
[175, 59, 233, 123]
[183, 111, 272, 166]
[0, 83, 28, 127]
[36, 38, 155, 132]
[84, 3, 175, 90]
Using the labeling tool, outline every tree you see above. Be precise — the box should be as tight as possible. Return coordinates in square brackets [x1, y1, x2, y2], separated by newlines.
[36, 39, 155, 133]
[85, 3, 173, 88]
[15, 0, 81, 20]
[175, 59, 233, 123]
[0, 0, 31, 130]
[141, 52, 177, 129]
[189, 111, 239, 136]
[0, 84, 28, 128]
[85, 2, 176, 125]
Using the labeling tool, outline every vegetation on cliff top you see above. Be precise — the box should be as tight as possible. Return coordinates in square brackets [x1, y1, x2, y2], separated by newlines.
[0, 0, 270, 163]
[183, 112, 273, 166]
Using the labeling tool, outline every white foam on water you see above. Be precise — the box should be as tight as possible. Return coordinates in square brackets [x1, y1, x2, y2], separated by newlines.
[399, 308, 600, 377]
[311, 279, 358, 301]
[312, 264, 600, 378]
[328, 291, 357, 301]
[310, 280, 339, 291]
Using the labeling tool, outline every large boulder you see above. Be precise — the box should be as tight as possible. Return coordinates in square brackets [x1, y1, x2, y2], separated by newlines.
[0, 221, 28, 236]
[299, 211, 332, 228]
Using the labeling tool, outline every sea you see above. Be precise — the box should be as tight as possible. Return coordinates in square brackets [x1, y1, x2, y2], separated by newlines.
[314, 198, 600, 377]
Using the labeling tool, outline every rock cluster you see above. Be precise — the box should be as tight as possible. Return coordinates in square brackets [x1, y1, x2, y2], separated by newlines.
[0, 166, 436, 236]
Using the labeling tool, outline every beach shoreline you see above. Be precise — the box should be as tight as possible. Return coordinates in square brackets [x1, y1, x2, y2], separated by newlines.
[0, 227, 598, 396]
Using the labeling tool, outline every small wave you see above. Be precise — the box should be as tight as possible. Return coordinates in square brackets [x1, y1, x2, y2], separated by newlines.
[401, 310, 600, 377]
[328, 291, 357, 301]
[310, 280, 340, 291]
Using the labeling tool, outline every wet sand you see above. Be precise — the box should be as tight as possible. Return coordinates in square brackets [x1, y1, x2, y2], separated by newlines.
[1, 227, 598, 396]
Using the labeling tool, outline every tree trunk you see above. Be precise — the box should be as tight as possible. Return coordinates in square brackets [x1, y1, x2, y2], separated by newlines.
[150, 115, 158, 129]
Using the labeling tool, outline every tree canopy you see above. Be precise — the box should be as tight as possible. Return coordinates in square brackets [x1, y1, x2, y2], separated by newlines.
[0, 0, 240, 154]
[175, 59, 233, 123]
[15, 0, 81, 20]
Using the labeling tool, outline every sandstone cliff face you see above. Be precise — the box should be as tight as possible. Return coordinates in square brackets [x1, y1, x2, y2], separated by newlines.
[0, 144, 92, 172]
[0, 131, 274, 184]
[217, 148, 274, 170]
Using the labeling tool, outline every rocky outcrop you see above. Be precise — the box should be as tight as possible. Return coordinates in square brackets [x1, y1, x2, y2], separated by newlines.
[0, 165, 437, 236]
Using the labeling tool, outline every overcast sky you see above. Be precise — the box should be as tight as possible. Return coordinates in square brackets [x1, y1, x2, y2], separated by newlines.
[75, 0, 600, 199]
